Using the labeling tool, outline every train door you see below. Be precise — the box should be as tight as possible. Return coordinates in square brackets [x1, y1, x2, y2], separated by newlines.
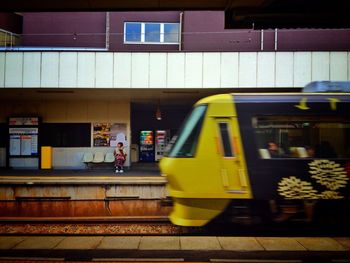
[215, 118, 248, 193]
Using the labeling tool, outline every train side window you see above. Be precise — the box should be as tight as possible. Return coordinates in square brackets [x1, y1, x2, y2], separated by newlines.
[218, 122, 234, 157]
[253, 116, 350, 159]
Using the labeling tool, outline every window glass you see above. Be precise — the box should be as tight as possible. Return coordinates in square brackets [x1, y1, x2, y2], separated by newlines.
[124, 22, 179, 44]
[219, 122, 234, 157]
[164, 23, 179, 43]
[125, 22, 142, 42]
[145, 23, 160, 42]
[253, 116, 350, 159]
[41, 123, 91, 147]
[167, 105, 207, 157]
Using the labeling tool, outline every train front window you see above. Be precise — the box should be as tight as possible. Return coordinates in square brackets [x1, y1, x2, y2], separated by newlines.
[167, 105, 207, 157]
[253, 116, 350, 159]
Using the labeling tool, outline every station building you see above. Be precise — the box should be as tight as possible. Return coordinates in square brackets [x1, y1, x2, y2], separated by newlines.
[1, 11, 350, 170]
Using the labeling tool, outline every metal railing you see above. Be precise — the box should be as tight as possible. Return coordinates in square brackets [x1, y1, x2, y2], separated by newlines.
[0, 29, 21, 48]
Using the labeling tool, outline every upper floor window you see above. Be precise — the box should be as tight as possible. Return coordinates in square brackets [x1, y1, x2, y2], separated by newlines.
[124, 22, 180, 44]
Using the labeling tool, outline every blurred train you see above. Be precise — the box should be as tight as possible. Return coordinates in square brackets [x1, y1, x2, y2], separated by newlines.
[160, 82, 350, 226]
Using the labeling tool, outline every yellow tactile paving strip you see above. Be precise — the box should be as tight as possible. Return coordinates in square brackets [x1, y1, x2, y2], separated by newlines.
[0, 236, 349, 251]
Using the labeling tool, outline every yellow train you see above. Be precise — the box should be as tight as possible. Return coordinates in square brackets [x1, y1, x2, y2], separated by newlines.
[160, 83, 350, 227]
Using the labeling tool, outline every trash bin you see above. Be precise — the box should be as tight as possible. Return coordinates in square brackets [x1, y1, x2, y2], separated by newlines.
[41, 146, 52, 169]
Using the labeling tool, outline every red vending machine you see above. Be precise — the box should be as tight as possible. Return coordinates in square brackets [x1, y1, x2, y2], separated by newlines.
[155, 130, 169, 161]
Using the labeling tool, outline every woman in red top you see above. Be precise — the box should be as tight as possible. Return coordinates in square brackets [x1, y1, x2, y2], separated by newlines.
[114, 142, 126, 173]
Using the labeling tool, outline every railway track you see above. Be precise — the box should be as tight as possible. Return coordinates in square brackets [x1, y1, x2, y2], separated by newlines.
[0, 221, 190, 235]
[0, 199, 186, 235]
[1, 199, 350, 237]
[2, 219, 350, 237]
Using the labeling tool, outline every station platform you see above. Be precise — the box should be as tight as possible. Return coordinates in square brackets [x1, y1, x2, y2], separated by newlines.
[0, 235, 350, 262]
[0, 163, 167, 200]
[0, 162, 162, 180]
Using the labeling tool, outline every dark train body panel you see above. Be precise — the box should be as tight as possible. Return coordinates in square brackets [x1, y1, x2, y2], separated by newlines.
[234, 94, 350, 200]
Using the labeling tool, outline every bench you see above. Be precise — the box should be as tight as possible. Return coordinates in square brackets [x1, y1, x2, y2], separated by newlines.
[83, 152, 115, 169]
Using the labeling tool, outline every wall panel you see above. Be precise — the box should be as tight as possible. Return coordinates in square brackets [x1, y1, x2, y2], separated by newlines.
[167, 53, 185, 88]
[257, 52, 275, 87]
[96, 53, 113, 88]
[131, 53, 149, 88]
[41, 101, 67, 122]
[77, 52, 95, 88]
[276, 52, 293, 87]
[220, 52, 238, 88]
[330, 52, 348, 81]
[5, 52, 23, 87]
[59, 52, 77, 88]
[294, 52, 311, 87]
[0, 53, 6, 87]
[149, 53, 167, 88]
[203, 52, 220, 88]
[114, 53, 131, 88]
[23, 52, 41, 88]
[41, 52, 59, 87]
[185, 52, 203, 88]
[312, 52, 330, 81]
[66, 101, 88, 122]
[87, 101, 109, 121]
[239, 52, 257, 87]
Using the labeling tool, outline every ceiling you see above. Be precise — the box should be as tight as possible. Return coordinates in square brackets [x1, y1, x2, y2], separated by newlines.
[0, 87, 300, 106]
[3, 0, 350, 29]
[0, 88, 235, 106]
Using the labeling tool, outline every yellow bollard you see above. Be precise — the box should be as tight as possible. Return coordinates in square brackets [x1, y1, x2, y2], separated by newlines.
[41, 146, 52, 169]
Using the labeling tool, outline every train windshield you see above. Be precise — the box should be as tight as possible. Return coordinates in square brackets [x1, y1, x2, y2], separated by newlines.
[166, 105, 207, 157]
[254, 116, 350, 159]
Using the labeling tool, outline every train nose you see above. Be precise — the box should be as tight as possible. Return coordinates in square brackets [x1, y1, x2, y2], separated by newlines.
[159, 157, 181, 190]
[159, 157, 171, 177]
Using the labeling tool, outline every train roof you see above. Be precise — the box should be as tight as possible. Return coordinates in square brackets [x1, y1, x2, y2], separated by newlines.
[196, 92, 350, 106]
[303, 81, 350, 92]
[196, 82, 350, 105]
[231, 93, 350, 103]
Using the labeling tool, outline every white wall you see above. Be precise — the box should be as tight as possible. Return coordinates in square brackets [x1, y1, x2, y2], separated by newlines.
[53, 147, 119, 169]
[1, 51, 349, 89]
[0, 100, 131, 168]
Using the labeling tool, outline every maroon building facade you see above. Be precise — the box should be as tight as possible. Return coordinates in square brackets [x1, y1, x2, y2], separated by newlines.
[22, 12, 106, 48]
[5, 11, 347, 52]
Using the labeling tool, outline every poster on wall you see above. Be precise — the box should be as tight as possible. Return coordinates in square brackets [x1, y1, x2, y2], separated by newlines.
[9, 135, 21, 155]
[31, 134, 38, 154]
[9, 117, 39, 126]
[93, 123, 111, 146]
[20, 135, 32, 155]
[9, 127, 39, 156]
[93, 123, 127, 147]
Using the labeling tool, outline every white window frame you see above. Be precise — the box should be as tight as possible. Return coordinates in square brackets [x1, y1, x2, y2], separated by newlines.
[124, 22, 180, 45]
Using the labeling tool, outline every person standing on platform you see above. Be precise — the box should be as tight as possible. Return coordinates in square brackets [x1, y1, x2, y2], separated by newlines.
[114, 142, 126, 173]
